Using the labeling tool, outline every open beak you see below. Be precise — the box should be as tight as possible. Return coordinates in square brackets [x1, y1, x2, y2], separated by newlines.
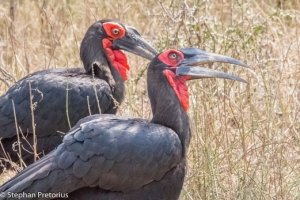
[112, 26, 158, 60]
[176, 48, 249, 83]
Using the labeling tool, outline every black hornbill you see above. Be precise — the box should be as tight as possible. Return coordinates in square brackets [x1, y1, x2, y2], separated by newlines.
[0, 47, 248, 199]
[0, 19, 157, 167]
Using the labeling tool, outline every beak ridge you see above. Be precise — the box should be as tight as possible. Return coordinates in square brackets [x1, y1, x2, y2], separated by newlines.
[180, 48, 249, 68]
[112, 26, 158, 60]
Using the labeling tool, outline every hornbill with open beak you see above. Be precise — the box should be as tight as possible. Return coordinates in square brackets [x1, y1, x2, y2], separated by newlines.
[0, 48, 248, 200]
[0, 19, 157, 167]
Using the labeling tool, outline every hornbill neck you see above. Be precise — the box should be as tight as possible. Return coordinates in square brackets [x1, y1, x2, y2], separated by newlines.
[147, 66, 191, 155]
[80, 25, 125, 98]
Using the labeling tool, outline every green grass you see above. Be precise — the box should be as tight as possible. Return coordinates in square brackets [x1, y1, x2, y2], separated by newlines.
[0, 0, 300, 199]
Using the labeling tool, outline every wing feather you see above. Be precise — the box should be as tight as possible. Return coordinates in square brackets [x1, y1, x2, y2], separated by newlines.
[0, 115, 182, 195]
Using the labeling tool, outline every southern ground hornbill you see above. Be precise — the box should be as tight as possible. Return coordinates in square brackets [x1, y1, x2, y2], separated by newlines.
[0, 19, 157, 167]
[0, 47, 248, 199]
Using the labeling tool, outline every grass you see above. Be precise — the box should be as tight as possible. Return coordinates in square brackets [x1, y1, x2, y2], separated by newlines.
[0, 0, 299, 199]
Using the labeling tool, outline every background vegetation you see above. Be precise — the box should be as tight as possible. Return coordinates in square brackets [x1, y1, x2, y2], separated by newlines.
[0, 0, 299, 199]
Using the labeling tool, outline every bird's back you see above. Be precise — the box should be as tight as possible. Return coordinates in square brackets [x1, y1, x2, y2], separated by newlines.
[0, 68, 118, 165]
[0, 114, 185, 200]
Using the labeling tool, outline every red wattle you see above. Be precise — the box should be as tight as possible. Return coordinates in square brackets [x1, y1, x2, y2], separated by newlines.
[102, 39, 130, 81]
[163, 70, 190, 111]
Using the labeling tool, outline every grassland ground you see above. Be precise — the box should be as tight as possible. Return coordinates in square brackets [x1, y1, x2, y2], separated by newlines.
[0, 0, 299, 199]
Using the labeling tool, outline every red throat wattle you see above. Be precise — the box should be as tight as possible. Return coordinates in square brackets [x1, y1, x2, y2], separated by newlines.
[102, 38, 130, 81]
[163, 70, 190, 111]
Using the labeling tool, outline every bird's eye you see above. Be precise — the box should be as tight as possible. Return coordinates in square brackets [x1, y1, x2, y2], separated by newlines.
[169, 53, 178, 60]
[112, 28, 120, 35]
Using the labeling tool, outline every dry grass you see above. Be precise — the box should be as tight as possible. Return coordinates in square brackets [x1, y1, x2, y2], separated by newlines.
[0, 0, 299, 199]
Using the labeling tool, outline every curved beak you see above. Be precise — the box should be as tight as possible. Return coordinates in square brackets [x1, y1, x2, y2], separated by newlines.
[176, 48, 249, 83]
[112, 26, 158, 60]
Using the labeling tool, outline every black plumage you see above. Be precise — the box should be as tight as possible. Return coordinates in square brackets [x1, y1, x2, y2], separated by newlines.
[0, 48, 247, 199]
[0, 115, 184, 200]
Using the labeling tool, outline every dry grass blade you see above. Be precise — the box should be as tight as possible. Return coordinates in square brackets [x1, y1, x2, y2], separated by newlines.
[28, 82, 38, 162]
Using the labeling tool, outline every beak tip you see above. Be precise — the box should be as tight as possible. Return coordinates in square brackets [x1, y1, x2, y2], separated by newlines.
[241, 62, 250, 68]
[240, 79, 248, 84]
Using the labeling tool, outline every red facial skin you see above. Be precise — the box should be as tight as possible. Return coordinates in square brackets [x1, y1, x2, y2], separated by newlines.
[102, 22, 129, 81]
[102, 22, 126, 39]
[158, 49, 184, 68]
[163, 70, 190, 111]
[102, 39, 130, 80]
[158, 50, 191, 111]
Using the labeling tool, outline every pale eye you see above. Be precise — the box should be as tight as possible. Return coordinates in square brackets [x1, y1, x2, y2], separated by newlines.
[112, 28, 120, 35]
[169, 52, 178, 60]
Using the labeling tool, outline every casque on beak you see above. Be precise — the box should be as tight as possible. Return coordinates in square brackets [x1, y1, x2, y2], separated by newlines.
[176, 48, 249, 83]
[112, 26, 158, 60]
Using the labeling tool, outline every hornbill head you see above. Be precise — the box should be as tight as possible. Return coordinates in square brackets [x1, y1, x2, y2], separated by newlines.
[80, 19, 157, 81]
[148, 48, 248, 112]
